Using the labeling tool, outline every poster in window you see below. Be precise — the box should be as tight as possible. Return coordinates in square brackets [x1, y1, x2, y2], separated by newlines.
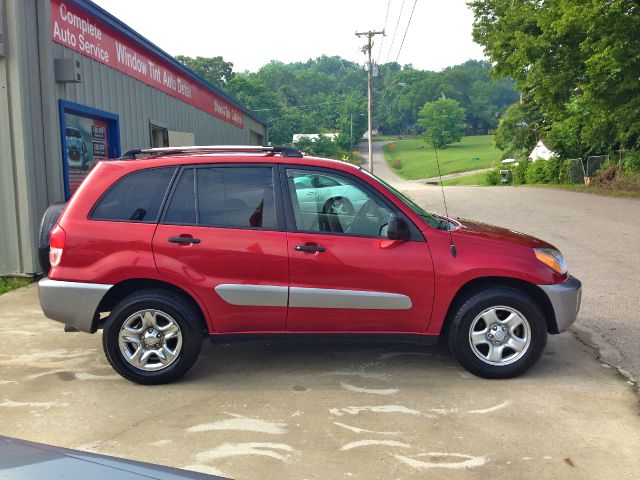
[64, 113, 109, 194]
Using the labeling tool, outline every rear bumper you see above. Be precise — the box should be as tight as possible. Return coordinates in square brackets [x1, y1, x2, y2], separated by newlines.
[538, 275, 582, 333]
[38, 278, 112, 333]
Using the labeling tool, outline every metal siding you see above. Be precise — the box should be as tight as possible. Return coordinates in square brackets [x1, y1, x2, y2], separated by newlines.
[1, 1, 265, 274]
[50, 43, 266, 151]
[0, 0, 49, 274]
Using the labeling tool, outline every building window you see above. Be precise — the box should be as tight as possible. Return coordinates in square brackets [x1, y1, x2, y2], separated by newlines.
[150, 124, 169, 148]
[59, 100, 121, 199]
[250, 130, 264, 146]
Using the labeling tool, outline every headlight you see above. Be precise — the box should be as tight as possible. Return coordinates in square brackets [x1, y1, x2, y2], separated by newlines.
[534, 247, 567, 275]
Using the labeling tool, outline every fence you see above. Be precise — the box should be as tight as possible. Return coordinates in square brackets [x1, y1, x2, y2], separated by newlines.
[565, 156, 608, 184]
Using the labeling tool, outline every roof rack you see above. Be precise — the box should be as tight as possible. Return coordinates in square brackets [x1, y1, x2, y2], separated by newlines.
[119, 145, 304, 159]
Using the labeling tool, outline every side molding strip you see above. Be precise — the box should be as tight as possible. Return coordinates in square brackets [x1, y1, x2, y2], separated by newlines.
[215, 284, 412, 310]
[289, 287, 412, 310]
[215, 284, 288, 307]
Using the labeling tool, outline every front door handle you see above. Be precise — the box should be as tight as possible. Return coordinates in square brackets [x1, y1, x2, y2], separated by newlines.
[295, 245, 326, 252]
[168, 236, 201, 244]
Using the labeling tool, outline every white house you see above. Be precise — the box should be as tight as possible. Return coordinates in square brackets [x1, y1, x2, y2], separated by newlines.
[528, 140, 558, 161]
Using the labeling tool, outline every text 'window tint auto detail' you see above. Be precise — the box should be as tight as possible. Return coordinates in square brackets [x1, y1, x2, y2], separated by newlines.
[91, 167, 176, 222]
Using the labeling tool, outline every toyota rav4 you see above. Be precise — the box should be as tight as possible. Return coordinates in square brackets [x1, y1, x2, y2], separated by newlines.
[38, 145, 582, 384]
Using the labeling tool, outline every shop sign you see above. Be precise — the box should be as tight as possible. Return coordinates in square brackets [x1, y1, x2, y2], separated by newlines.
[50, 0, 244, 128]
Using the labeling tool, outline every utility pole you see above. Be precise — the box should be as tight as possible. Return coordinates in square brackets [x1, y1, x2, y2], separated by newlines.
[350, 112, 354, 161]
[356, 29, 384, 173]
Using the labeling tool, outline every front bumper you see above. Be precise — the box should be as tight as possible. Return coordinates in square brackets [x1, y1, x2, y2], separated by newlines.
[38, 278, 112, 333]
[538, 275, 582, 333]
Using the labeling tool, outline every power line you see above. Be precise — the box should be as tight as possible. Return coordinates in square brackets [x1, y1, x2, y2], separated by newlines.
[385, 0, 406, 63]
[252, 100, 350, 113]
[376, 0, 392, 63]
[395, 0, 418, 63]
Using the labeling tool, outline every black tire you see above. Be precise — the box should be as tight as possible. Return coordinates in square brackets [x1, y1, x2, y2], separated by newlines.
[38, 203, 66, 275]
[447, 288, 547, 379]
[102, 289, 204, 385]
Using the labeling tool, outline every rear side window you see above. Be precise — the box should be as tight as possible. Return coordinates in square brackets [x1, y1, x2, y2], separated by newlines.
[91, 167, 176, 222]
[163, 166, 276, 230]
[164, 169, 195, 224]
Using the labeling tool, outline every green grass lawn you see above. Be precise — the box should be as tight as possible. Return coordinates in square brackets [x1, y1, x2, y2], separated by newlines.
[384, 135, 501, 180]
[0, 277, 32, 295]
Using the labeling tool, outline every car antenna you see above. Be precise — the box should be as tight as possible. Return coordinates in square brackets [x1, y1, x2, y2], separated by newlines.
[432, 142, 457, 258]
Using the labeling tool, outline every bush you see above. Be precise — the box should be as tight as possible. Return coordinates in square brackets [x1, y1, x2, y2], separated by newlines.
[513, 158, 530, 184]
[622, 152, 640, 173]
[485, 167, 502, 185]
[526, 160, 547, 184]
[595, 165, 618, 185]
[543, 158, 563, 183]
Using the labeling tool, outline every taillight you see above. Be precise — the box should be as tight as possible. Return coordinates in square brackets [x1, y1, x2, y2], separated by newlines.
[49, 224, 66, 268]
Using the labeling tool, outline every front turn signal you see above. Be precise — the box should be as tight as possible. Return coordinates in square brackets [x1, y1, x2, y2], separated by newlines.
[534, 247, 567, 275]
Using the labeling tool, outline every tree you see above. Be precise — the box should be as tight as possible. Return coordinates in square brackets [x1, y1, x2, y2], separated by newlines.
[469, 0, 640, 157]
[417, 99, 466, 148]
[176, 55, 234, 87]
[494, 95, 544, 158]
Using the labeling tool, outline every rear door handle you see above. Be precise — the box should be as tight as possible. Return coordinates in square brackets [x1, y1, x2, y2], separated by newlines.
[295, 245, 326, 252]
[168, 236, 201, 244]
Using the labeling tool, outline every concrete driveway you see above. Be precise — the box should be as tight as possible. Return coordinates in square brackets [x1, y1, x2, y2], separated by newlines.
[1, 146, 639, 479]
[1, 286, 639, 479]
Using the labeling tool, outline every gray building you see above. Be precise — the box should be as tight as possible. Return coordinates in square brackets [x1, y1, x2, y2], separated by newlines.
[0, 0, 267, 275]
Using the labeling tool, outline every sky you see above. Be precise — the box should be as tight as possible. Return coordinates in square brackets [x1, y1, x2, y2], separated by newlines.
[91, 0, 486, 73]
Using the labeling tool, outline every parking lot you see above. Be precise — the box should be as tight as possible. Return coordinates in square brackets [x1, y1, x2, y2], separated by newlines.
[1, 146, 640, 479]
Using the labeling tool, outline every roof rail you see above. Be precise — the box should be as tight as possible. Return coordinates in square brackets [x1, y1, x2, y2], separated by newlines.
[119, 145, 304, 159]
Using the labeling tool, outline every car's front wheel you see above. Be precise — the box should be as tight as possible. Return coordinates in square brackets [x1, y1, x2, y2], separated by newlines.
[102, 289, 203, 384]
[448, 288, 547, 378]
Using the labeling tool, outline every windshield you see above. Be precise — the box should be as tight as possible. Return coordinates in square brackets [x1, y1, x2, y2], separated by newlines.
[360, 168, 441, 228]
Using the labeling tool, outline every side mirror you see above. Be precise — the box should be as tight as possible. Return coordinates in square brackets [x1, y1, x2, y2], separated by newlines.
[387, 217, 410, 241]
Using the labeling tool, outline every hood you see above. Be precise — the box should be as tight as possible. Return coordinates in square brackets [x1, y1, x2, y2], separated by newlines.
[453, 218, 553, 249]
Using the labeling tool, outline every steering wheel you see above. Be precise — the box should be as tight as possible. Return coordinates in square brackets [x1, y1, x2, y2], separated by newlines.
[347, 199, 380, 235]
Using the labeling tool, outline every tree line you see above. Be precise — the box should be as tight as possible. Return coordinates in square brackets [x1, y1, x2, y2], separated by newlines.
[176, 55, 518, 153]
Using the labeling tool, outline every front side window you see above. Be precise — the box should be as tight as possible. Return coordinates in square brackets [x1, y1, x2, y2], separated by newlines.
[286, 169, 393, 237]
[164, 166, 276, 230]
[91, 167, 175, 222]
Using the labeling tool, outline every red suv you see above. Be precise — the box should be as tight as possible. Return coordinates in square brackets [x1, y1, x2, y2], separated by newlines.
[38, 146, 581, 384]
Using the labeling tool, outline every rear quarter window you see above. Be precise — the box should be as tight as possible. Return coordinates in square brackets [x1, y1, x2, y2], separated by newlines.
[90, 167, 176, 222]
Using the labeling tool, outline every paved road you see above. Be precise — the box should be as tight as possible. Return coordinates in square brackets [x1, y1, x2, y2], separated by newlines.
[0, 285, 639, 479]
[363, 141, 640, 383]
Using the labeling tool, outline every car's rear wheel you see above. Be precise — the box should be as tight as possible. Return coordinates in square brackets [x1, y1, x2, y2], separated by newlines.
[448, 288, 547, 378]
[102, 289, 203, 384]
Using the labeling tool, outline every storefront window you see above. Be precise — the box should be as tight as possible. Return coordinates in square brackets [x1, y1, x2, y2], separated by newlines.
[60, 101, 120, 198]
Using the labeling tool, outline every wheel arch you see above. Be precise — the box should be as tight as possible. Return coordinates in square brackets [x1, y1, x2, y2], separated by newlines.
[442, 276, 558, 337]
[96, 278, 209, 334]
